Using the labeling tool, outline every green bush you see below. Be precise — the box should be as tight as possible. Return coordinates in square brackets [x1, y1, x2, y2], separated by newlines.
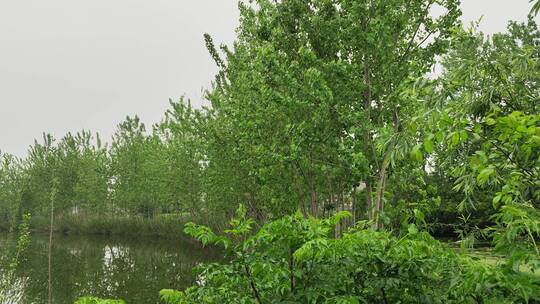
[158, 208, 539, 304]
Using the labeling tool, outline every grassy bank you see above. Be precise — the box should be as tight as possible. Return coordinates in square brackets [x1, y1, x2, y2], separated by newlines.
[57, 215, 186, 238]
[17, 212, 227, 239]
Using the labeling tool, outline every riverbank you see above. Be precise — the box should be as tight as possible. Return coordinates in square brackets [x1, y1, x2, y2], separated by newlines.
[0, 213, 226, 240]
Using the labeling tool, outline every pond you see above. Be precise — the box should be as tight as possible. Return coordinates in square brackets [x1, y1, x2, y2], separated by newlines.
[0, 233, 221, 304]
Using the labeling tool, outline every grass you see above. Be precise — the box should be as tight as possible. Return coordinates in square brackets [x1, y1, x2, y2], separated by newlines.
[463, 247, 540, 278]
[23, 212, 226, 239]
[57, 214, 186, 238]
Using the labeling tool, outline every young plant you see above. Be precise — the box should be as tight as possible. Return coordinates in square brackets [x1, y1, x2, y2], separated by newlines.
[161, 207, 539, 303]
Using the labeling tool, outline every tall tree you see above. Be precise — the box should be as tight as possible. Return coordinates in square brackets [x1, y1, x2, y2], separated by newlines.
[156, 99, 206, 216]
[205, 0, 461, 226]
[425, 19, 540, 265]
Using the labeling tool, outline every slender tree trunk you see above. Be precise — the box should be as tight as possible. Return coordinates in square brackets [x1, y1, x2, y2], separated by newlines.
[294, 174, 308, 217]
[374, 155, 390, 229]
[380, 175, 387, 229]
[332, 191, 340, 238]
[339, 191, 345, 235]
[362, 55, 375, 224]
[294, 161, 312, 218]
[308, 160, 318, 218]
[352, 189, 357, 224]
[373, 109, 400, 229]
[310, 186, 318, 218]
[48, 193, 54, 304]
[244, 264, 263, 304]
[365, 181, 374, 221]
[289, 247, 296, 293]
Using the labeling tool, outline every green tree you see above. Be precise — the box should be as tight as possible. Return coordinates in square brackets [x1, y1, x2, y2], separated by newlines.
[109, 116, 167, 217]
[205, 0, 461, 227]
[425, 19, 540, 271]
[20, 134, 58, 217]
[0, 152, 24, 229]
[156, 99, 206, 217]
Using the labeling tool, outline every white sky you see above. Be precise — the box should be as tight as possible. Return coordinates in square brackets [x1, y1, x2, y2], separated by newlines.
[0, 0, 538, 156]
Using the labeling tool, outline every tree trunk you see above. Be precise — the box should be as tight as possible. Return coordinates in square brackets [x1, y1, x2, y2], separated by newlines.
[365, 181, 374, 220]
[310, 187, 318, 218]
[352, 189, 357, 224]
[362, 51, 375, 224]
[339, 191, 346, 235]
[48, 188, 55, 304]
[374, 155, 390, 229]
[373, 108, 400, 229]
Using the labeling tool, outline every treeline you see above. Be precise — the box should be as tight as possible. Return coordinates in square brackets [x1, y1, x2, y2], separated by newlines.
[1, 0, 538, 241]
[0, 101, 215, 230]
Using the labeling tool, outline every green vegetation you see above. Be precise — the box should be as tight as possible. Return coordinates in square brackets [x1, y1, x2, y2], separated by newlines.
[0, 106, 219, 237]
[158, 207, 539, 303]
[0, 0, 538, 303]
[0, 213, 31, 303]
[75, 298, 125, 304]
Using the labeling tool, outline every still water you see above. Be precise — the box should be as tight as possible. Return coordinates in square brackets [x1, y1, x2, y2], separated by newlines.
[0, 233, 220, 303]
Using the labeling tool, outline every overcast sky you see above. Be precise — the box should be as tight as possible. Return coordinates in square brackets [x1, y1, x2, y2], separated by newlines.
[1, 0, 538, 157]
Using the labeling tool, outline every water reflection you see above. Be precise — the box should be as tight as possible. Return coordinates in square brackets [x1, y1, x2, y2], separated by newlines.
[0, 233, 220, 304]
[0, 276, 28, 304]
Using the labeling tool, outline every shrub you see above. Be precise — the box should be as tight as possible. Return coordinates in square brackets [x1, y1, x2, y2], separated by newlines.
[159, 207, 540, 304]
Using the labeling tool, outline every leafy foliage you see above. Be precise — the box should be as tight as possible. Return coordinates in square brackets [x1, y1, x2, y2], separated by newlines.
[160, 211, 539, 304]
[421, 17, 540, 285]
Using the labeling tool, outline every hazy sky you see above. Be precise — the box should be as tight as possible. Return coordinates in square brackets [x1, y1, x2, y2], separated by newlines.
[1, 0, 538, 157]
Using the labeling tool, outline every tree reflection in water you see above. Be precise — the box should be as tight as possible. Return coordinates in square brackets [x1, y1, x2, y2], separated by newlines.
[0, 233, 220, 304]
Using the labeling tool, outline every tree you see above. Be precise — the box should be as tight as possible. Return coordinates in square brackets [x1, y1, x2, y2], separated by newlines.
[20, 134, 58, 217]
[205, 0, 461, 227]
[156, 99, 206, 216]
[425, 19, 540, 271]
[0, 152, 24, 228]
[109, 116, 166, 217]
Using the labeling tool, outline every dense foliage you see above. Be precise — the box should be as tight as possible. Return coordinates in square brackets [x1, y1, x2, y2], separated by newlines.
[0, 0, 538, 303]
[159, 207, 540, 303]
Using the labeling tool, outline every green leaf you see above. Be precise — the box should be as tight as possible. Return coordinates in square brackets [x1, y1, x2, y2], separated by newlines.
[160, 289, 185, 304]
[424, 135, 434, 153]
[476, 167, 495, 185]
[410, 144, 423, 162]
[407, 223, 418, 235]
[485, 117, 496, 126]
